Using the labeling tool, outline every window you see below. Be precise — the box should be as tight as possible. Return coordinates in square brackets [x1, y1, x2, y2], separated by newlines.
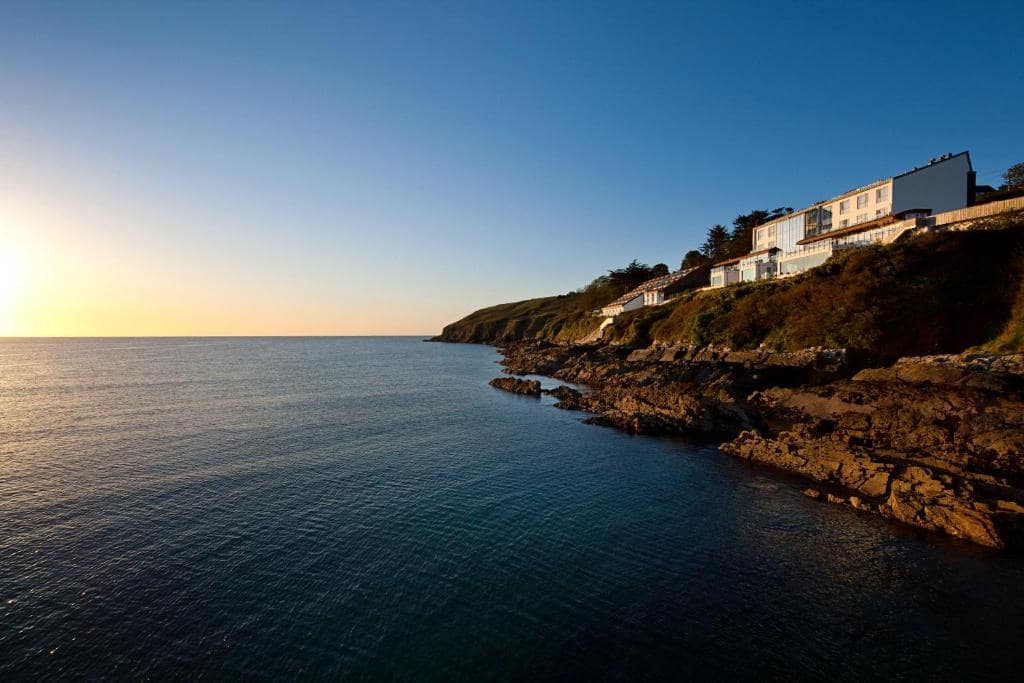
[857, 193, 868, 209]
[856, 213, 868, 223]
[876, 209, 885, 217]
[839, 219, 849, 228]
[839, 200, 850, 214]
[819, 206, 832, 230]
[876, 186, 889, 203]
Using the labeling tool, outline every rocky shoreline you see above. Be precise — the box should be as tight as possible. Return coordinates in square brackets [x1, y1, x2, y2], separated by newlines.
[488, 340, 1024, 550]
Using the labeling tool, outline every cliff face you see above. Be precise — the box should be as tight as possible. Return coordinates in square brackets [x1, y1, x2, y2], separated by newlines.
[438, 224, 1024, 360]
[441, 223, 1024, 548]
[497, 341, 1024, 549]
[723, 355, 1024, 549]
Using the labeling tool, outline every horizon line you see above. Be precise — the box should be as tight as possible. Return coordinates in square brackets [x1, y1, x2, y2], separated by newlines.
[0, 334, 440, 339]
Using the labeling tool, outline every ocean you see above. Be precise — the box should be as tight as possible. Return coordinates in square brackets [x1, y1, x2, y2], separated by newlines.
[1, 337, 1022, 679]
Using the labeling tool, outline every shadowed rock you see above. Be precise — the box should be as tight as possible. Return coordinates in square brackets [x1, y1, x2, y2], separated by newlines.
[543, 385, 582, 409]
[492, 340, 1024, 549]
[489, 377, 542, 397]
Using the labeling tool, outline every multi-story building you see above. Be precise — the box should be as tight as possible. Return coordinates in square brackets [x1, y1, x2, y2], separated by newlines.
[709, 152, 975, 288]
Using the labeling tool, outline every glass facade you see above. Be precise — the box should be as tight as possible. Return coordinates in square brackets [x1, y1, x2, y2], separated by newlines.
[773, 214, 804, 253]
[819, 205, 832, 232]
[801, 206, 832, 238]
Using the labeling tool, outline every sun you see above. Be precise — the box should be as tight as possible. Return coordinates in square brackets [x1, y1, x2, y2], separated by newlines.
[0, 246, 27, 335]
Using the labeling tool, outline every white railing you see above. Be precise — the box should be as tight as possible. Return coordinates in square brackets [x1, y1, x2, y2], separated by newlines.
[779, 240, 832, 260]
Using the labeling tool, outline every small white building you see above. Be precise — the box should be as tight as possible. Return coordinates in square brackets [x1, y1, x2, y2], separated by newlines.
[600, 292, 645, 317]
[710, 152, 975, 287]
[600, 266, 707, 317]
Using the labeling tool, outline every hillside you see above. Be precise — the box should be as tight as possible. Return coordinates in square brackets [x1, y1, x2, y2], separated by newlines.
[432, 261, 673, 344]
[437, 223, 1024, 363]
[432, 294, 602, 344]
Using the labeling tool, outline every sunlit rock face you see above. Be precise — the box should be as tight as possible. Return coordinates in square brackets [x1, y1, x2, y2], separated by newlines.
[498, 340, 1024, 548]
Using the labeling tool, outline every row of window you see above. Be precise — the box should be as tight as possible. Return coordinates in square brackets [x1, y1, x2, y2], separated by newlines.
[755, 184, 893, 247]
[836, 207, 891, 230]
[838, 185, 890, 215]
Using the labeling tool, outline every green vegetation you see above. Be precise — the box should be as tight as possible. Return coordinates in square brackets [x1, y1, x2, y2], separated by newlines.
[974, 249, 1024, 353]
[697, 208, 793, 263]
[434, 260, 669, 344]
[1004, 161, 1024, 190]
[604, 224, 1024, 362]
[440, 219, 1024, 362]
[680, 250, 708, 270]
[975, 161, 1024, 205]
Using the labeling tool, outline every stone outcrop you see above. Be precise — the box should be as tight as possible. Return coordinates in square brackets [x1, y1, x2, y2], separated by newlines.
[721, 354, 1024, 548]
[488, 377, 542, 397]
[543, 385, 582, 407]
[498, 341, 850, 436]
[494, 341, 1024, 549]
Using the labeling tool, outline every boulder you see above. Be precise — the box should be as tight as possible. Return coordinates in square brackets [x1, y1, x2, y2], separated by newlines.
[489, 377, 542, 397]
[544, 385, 583, 410]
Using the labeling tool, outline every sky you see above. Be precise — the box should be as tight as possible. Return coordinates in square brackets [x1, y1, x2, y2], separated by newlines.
[1, 0, 1021, 336]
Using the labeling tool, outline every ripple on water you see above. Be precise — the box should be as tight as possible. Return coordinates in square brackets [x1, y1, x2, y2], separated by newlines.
[1, 337, 1023, 680]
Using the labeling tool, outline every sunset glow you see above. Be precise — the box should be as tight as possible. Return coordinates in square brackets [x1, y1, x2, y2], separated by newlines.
[0, 244, 26, 335]
[1, 2, 1019, 337]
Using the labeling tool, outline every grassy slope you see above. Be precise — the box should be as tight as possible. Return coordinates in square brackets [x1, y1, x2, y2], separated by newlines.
[605, 224, 1024, 362]
[438, 221, 1024, 361]
[434, 294, 601, 344]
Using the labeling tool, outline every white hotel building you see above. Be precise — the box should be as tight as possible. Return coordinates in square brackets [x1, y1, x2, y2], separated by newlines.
[709, 152, 976, 287]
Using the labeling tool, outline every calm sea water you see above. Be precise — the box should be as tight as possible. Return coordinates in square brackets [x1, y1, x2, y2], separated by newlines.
[1, 337, 1022, 680]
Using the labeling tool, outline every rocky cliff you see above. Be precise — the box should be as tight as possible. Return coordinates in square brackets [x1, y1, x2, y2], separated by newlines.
[440, 223, 1024, 548]
[438, 225, 1024, 361]
[492, 341, 1024, 549]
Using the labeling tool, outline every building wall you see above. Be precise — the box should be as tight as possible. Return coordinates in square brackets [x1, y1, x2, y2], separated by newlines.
[892, 155, 971, 214]
[775, 213, 806, 253]
[779, 248, 832, 275]
[713, 153, 978, 287]
[711, 266, 742, 288]
[622, 295, 644, 312]
[738, 252, 776, 282]
[753, 182, 894, 254]
[643, 290, 665, 306]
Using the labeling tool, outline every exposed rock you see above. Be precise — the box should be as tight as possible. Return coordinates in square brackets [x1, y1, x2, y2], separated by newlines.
[721, 354, 1024, 549]
[542, 385, 583, 410]
[493, 340, 1024, 550]
[489, 377, 542, 397]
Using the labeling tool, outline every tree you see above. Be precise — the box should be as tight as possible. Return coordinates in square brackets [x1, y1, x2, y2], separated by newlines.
[606, 260, 664, 292]
[1004, 162, 1024, 190]
[700, 224, 731, 262]
[680, 250, 708, 270]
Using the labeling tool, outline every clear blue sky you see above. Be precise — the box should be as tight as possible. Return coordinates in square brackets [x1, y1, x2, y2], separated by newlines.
[1, 0, 1021, 334]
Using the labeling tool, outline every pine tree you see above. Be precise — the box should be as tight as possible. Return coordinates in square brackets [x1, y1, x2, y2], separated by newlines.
[1004, 162, 1024, 190]
[700, 225, 731, 262]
